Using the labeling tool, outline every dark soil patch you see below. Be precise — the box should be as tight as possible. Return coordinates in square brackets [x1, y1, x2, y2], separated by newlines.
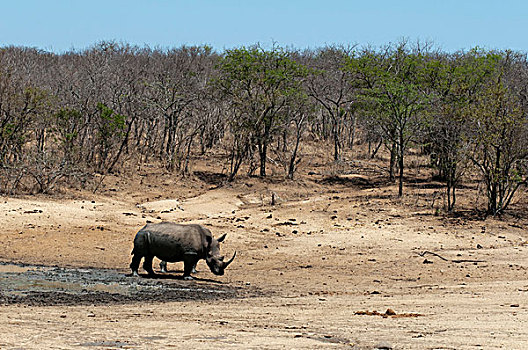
[193, 171, 228, 186]
[0, 262, 257, 306]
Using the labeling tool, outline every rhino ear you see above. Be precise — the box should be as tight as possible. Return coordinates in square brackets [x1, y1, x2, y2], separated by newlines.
[217, 233, 227, 243]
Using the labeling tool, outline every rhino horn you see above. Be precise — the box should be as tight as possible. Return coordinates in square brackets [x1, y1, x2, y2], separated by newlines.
[223, 251, 236, 269]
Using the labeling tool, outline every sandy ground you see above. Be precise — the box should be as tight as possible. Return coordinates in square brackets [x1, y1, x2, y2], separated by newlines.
[0, 166, 527, 349]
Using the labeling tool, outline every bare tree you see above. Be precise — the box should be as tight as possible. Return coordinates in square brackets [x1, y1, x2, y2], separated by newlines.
[305, 45, 357, 161]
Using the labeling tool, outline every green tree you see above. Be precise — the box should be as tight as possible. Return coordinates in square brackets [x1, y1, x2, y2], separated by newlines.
[348, 41, 431, 196]
[469, 51, 528, 215]
[95, 102, 126, 172]
[215, 44, 307, 178]
[53, 108, 83, 162]
[426, 49, 498, 211]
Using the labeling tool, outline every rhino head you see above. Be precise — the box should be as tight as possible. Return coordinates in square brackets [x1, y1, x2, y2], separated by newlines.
[206, 233, 236, 276]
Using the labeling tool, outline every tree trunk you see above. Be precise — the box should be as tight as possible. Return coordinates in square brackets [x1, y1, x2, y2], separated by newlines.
[228, 142, 247, 182]
[488, 147, 501, 215]
[389, 141, 397, 182]
[333, 121, 340, 161]
[370, 139, 383, 159]
[288, 133, 301, 179]
[347, 116, 356, 149]
[398, 148, 404, 197]
[259, 141, 267, 177]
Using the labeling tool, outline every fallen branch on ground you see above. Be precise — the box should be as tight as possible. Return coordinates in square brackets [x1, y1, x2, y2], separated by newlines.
[417, 251, 486, 263]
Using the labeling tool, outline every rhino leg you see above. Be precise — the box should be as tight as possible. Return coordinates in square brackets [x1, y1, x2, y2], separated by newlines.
[143, 255, 155, 276]
[160, 261, 168, 273]
[160, 261, 195, 274]
[183, 253, 198, 279]
[130, 254, 142, 276]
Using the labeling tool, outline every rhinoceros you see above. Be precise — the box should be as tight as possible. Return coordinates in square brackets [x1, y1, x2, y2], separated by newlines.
[130, 222, 236, 279]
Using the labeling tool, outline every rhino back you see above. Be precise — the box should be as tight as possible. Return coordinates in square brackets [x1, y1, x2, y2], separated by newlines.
[137, 222, 210, 262]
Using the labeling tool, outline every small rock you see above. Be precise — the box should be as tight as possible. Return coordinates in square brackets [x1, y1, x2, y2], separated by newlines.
[476, 244, 483, 249]
[374, 341, 393, 350]
[423, 259, 433, 264]
[385, 308, 396, 316]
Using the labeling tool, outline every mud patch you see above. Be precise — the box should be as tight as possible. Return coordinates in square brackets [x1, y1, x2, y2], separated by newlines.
[0, 262, 251, 306]
[79, 340, 133, 348]
[354, 309, 423, 318]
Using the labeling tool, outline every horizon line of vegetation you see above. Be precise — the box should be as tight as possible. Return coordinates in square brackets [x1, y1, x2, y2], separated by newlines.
[0, 40, 526, 216]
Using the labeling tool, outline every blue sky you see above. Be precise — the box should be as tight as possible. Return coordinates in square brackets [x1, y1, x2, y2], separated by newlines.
[1, 0, 527, 53]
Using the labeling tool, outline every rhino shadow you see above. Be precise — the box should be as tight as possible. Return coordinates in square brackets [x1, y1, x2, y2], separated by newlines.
[125, 272, 225, 284]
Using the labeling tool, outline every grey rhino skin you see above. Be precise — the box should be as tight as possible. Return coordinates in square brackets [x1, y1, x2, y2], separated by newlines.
[159, 260, 195, 274]
[130, 222, 236, 279]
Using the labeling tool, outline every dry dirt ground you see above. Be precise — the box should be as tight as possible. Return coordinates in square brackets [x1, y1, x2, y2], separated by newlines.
[0, 159, 527, 349]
